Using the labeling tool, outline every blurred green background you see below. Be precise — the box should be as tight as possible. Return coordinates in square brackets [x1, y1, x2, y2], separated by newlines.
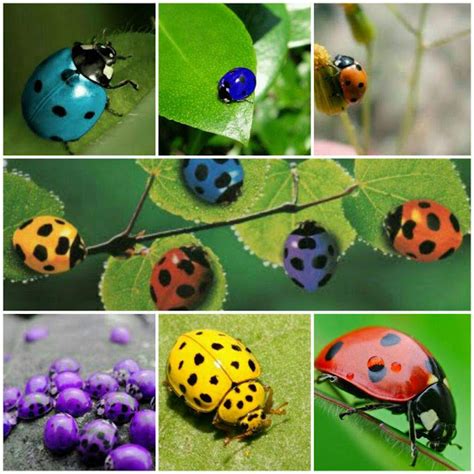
[314, 4, 470, 155]
[159, 313, 310, 470]
[4, 158, 470, 311]
[314, 313, 470, 470]
[3, 3, 155, 155]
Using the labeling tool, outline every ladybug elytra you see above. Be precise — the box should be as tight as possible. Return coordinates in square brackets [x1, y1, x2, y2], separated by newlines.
[334, 54, 367, 105]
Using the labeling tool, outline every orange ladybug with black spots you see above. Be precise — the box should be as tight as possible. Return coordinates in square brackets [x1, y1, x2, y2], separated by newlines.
[334, 54, 367, 105]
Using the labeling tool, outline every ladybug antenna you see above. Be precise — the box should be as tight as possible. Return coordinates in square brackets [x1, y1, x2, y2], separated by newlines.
[449, 441, 462, 450]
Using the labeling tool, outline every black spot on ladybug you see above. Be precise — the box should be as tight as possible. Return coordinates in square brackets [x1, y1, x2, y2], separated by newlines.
[177, 259, 195, 275]
[380, 333, 401, 346]
[196, 331, 203, 335]
[344, 80, 351, 86]
[178, 360, 184, 370]
[15, 244, 26, 261]
[187, 373, 197, 386]
[284, 247, 288, 258]
[248, 384, 257, 392]
[43, 265, 55, 271]
[356, 64, 362, 71]
[291, 278, 305, 288]
[439, 248, 455, 260]
[179, 384, 186, 394]
[290, 257, 304, 271]
[418, 201, 431, 208]
[450, 214, 460, 232]
[358, 82, 364, 88]
[350, 98, 357, 103]
[234, 387, 241, 393]
[248, 413, 258, 421]
[237, 401, 244, 409]
[33, 245, 48, 262]
[248, 359, 256, 372]
[298, 237, 316, 250]
[427, 213, 441, 231]
[224, 399, 232, 409]
[246, 395, 253, 402]
[195, 164, 208, 181]
[402, 220, 416, 239]
[200, 393, 212, 403]
[325, 341, 343, 361]
[90, 443, 100, 452]
[19, 218, 33, 230]
[50, 135, 63, 142]
[215, 172, 232, 189]
[34, 80, 43, 93]
[327, 245, 335, 256]
[210, 376, 218, 385]
[318, 273, 332, 287]
[52, 105, 67, 117]
[367, 356, 387, 383]
[97, 432, 105, 440]
[212, 343, 224, 350]
[81, 439, 88, 448]
[158, 269, 171, 287]
[84, 111, 95, 119]
[231, 344, 242, 352]
[419, 240, 436, 254]
[179, 342, 186, 350]
[37, 223, 53, 236]
[177, 284, 195, 298]
[241, 422, 249, 430]
[55, 236, 70, 255]
[312, 255, 327, 269]
[231, 361, 240, 369]
[194, 353, 204, 365]
[121, 405, 129, 413]
[261, 412, 266, 419]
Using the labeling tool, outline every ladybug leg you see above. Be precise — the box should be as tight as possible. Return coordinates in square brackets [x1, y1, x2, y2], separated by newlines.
[63, 142, 73, 156]
[107, 79, 139, 91]
[339, 402, 400, 420]
[263, 386, 288, 415]
[407, 401, 419, 467]
[316, 374, 338, 384]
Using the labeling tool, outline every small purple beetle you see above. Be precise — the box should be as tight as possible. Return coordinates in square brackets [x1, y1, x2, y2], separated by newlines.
[126, 369, 155, 402]
[129, 409, 155, 451]
[77, 419, 119, 465]
[105, 443, 153, 470]
[49, 371, 83, 396]
[43, 413, 79, 454]
[18, 393, 54, 420]
[113, 359, 140, 385]
[84, 372, 119, 399]
[97, 391, 139, 425]
[25, 374, 50, 395]
[55, 388, 92, 417]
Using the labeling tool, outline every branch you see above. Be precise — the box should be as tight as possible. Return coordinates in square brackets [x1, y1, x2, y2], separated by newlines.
[386, 5, 417, 36]
[425, 28, 470, 49]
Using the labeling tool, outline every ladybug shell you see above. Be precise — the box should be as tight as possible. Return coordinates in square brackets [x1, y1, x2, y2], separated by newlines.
[315, 326, 441, 402]
[338, 63, 367, 105]
[166, 329, 261, 413]
[385, 199, 462, 262]
[149, 246, 213, 311]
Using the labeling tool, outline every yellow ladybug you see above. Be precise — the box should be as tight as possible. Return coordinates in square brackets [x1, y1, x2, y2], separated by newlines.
[165, 329, 287, 444]
[12, 215, 87, 274]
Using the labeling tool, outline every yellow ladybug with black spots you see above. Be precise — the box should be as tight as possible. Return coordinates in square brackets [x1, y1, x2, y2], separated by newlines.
[165, 329, 287, 444]
[12, 215, 87, 274]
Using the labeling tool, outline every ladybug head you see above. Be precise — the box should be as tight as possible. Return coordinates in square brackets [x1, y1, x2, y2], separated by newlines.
[95, 42, 117, 65]
[239, 408, 272, 434]
[334, 54, 355, 69]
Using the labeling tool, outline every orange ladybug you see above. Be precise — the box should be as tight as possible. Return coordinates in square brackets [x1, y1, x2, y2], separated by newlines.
[384, 199, 463, 262]
[334, 54, 367, 105]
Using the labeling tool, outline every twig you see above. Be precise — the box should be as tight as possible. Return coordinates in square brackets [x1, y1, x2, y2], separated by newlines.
[340, 111, 363, 155]
[386, 5, 417, 36]
[425, 28, 470, 49]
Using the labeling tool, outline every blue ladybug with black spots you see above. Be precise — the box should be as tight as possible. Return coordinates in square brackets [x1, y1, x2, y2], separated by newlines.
[283, 220, 338, 292]
[217, 67, 256, 103]
[182, 159, 244, 204]
[22, 41, 138, 153]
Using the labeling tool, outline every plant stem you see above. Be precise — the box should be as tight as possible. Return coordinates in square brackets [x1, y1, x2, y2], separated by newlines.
[87, 183, 359, 255]
[425, 28, 471, 49]
[362, 42, 373, 153]
[340, 111, 363, 155]
[386, 5, 417, 36]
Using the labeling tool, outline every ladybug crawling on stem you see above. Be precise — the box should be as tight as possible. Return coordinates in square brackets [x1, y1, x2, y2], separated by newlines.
[333, 54, 367, 105]
[315, 326, 459, 466]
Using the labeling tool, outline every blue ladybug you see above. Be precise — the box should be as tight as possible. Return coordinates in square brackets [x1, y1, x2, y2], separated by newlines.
[283, 221, 338, 292]
[22, 41, 138, 152]
[182, 159, 244, 204]
[217, 67, 256, 103]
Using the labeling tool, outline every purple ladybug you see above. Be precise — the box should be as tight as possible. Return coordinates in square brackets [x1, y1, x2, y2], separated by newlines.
[49, 371, 83, 396]
[283, 220, 338, 292]
[49, 357, 81, 377]
[129, 409, 155, 451]
[43, 413, 79, 454]
[105, 443, 153, 470]
[113, 359, 140, 385]
[55, 388, 92, 417]
[126, 369, 155, 402]
[110, 326, 131, 345]
[97, 392, 138, 425]
[24, 326, 49, 343]
[18, 393, 54, 420]
[77, 419, 119, 465]
[4, 411, 17, 440]
[25, 374, 50, 395]
[4, 386, 22, 411]
[84, 372, 119, 400]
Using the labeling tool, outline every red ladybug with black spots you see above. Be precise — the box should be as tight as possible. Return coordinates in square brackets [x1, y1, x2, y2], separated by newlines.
[385, 199, 463, 262]
[334, 54, 367, 105]
[149, 246, 213, 311]
[315, 326, 458, 466]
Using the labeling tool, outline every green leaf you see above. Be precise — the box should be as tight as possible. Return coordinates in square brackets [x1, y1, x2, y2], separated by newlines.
[229, 4, 290, 99]
[4, 171, 64, 282]
[4, 32, 155, 156]
[137, 158, 271, 224]
[159, 4, 256, 145]
[287, 5, 311, 48]
[234, 159, 356, 265]
[343, 159, 471, 254]
[100, 234, 227, 311]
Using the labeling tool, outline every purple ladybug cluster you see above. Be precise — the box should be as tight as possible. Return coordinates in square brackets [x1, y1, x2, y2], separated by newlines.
[4, 356, 155, 470]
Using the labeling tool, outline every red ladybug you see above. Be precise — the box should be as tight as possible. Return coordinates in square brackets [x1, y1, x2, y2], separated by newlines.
[315, 326, 458, 466]
[149, 246, 213, 311]
[334, 54, 367, 105]
[385, 199, 462, 262]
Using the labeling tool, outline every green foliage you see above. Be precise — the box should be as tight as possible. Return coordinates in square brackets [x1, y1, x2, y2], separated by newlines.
[344, 159, 471, 254]
[159, 313, 311, 471]
[159, 4, 256, 145]
[100, 235, 227, 311]
[138, 158, 270, 223]
[288, 5, 312, 48]
[4, 171, 64, 282]
[235, 159, 356, 265]
[4, 32, 155, 156]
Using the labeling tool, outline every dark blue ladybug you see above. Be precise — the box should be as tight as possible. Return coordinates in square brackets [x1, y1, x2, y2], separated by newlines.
[182, 159, 244, 204]
[217, 67, 256, 103]
[22, 41, 138, 152]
